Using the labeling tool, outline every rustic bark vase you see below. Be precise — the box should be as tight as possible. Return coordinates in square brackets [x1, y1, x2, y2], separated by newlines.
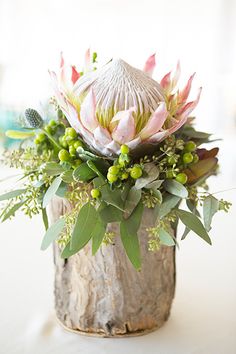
[49, 197, 176, 337]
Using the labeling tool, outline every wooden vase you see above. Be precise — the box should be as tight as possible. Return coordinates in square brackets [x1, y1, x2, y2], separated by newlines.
[49, 197, 176, 337]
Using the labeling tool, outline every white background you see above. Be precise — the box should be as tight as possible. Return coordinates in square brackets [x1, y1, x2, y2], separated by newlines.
[0, 0, 236, 353]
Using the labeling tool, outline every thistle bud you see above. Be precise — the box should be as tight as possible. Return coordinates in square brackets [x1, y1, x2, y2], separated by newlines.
[25, 108, 44, 128]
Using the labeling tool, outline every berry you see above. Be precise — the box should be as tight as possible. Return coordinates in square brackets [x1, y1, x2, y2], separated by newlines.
[185, 141, 196, 152]
[107, 173, 118, 183]
[166, 170, 175, 179]
[37, 133, 46, 142]
[175, 173, 188, 184]
[74, 140, 83, 149]
[121, 172, 129, 180]
[73, 159, 82, 168]
[108, 166, 120, 175]
[58, 149, 71, 162]
[91, 188, 100, 199]
[69, 146, 76, 157]
[192, 154, 199, 163]
[45, 125, 53, 134]
[130, 166, 142, 179]
[59, 136, 68, 148]
[34, 138, 40, 145]
[65, 127, 77, 139]
[120, 144, 129, 155]
[167, 156, 177, 165]
[183, 152, 193, 164]
[49, 119, 57, 127]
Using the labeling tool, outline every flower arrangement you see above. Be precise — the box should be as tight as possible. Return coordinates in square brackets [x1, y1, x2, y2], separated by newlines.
[1, 51, 231, 270]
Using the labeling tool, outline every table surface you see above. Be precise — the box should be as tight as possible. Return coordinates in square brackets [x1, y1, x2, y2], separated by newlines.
[0, 138, 236, 354]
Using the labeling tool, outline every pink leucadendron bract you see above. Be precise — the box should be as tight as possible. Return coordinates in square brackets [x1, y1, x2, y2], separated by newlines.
[49, 51, 201, 156]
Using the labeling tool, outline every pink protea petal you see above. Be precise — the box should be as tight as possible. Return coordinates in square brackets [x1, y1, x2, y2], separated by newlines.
[71, 66, 80, 84]
[143, 53, 156, 77]
[160, 71, 171, 89]
[111, 109, 136, 144]
[167, 116, 188, 135]
[60, 52, 66, 87]
[84, 48, 92, 72]
[125, 137, 141, 150]
[177, 87, 202, 120]
[139, 102, 168, 140]
[93, 126, 112, 146]
[178, 73, 195, 104]
[171, 60, 181, 89]
[80, 89, 98, 133]
[146, 130, 167, 143]
[49, 70, 68, 111]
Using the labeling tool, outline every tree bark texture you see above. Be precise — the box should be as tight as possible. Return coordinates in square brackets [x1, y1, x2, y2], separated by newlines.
[49, 197, 176, 337]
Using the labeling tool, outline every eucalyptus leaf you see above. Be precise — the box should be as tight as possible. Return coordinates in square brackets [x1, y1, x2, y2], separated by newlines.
[60, 170, 74, 183]
[124, 187, 141, 217]
[42, 162, 64, 176]
[76, 147, 101, 161]
[120, 202, 143, 270]
[181, 226, 190, 240]
[203, 195, 219, 231]
[145, 180, 163, 190]
[41, 217, 65, 250]
[0, 189, 26, 201]
[158, 194, 181, 219]
[99, 204, 123, 223]
[93, 177, 124, 211]
[176, 209, 212, 245]
[163, 179, 188, 198]
[1, 200, 25, 222]
[61, 242, 78, 259]
[159, 228, 176, 246]
[73, 163, 96, 182]
[92, 220, 106, 255]
[42, 208, 49, 230]
[135, 163, 159, 189]
[153, 190, 162, 204]
[71, 203, 98, 252]
[42, 176, 62, 208]
[186, 199, 201, 217]
[56, 182, 67, 198]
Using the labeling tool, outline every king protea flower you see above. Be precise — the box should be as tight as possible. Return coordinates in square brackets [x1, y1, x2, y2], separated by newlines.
[49, 52, 201, 156]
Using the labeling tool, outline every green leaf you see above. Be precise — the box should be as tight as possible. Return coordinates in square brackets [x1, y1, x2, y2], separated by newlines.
[203, 195, 219, 231]
[73, 163, 96, 182]
[42, 208, 49, 230]
[41, 217, 65, 250]
[42, 162, 64, 176]
[99, 204, 123, 223]
[181, 226, 190, 240]
[0, 189, 26, 201]
[145, 180, 163, 190]
[1, 200, 25, 222]
[93, 177, 124, 211]
[5, 130, 35, 139]
[120, 202, 143, 270]
[176, 209, 212, 245]
[92, 220, 106, 255]
[76, 147, 102, 161]
[159, 228, 176, 246]
[135, 163, 159, 189]
[56, 182, 67, 198]
[124, 187, 141, 217]
[182, 127, 212, 139]
[60, 170, 74, 183]
[61, 242, 77, 259]
[153, 189, 162, 204]
[186, 199, 201, 217]
[158, 194, 181, 219]
[42, 176, 62, 208]
[163, 180, 188, 198]
[71, 203, 98, 252]
[87, 160, 107, 178]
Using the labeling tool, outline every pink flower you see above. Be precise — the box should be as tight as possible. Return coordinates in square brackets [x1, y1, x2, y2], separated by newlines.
[49, 53, 201, 156]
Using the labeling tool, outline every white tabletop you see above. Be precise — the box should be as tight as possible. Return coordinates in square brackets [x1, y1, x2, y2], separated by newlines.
[0, 138, 236, 354]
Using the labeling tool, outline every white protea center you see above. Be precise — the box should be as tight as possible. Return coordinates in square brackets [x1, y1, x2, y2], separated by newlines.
[74, 58, 165, 132]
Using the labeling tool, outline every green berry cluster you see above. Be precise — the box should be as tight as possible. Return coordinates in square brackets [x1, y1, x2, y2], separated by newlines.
[34, 120, 83, 168]
[163, 140, 198, 184]
[107, 145, 142, 183]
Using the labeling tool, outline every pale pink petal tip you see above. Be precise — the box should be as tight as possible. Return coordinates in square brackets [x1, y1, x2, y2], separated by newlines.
[111, 109, 136, 144]
[71, 65, 80, 84]
[80, 89, 98, 133]
[143, 53, 156, 76]
[140, 102, 168, 140]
